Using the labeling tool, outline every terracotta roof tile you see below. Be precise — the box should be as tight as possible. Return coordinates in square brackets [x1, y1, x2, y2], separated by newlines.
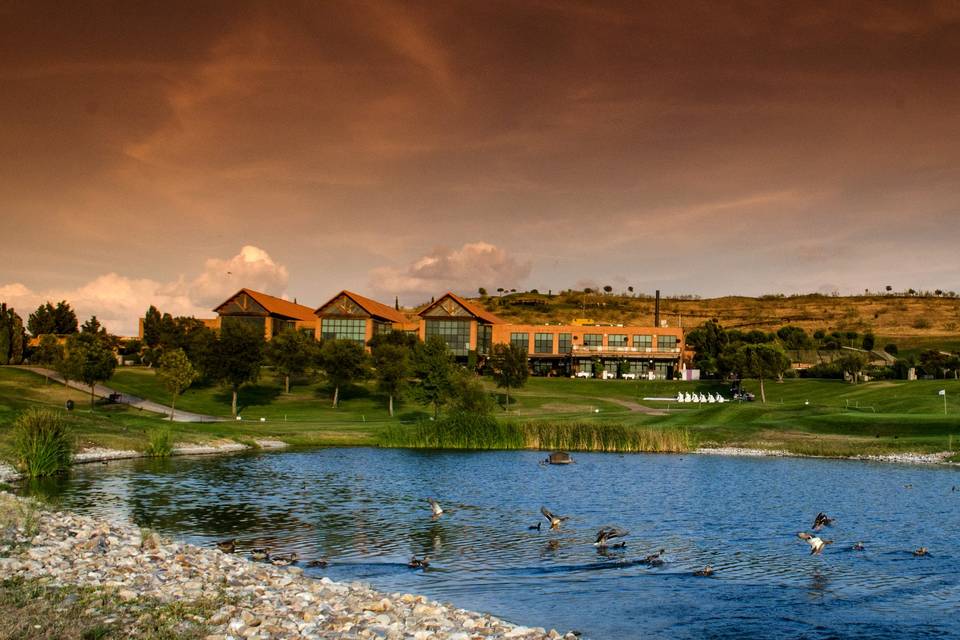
[418, 292, 504, 324]
[214, 288, 316, 321]
[315, 290, 409, 324]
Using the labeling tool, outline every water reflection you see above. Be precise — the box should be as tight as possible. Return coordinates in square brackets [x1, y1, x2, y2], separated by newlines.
[17, 448, 960, 640]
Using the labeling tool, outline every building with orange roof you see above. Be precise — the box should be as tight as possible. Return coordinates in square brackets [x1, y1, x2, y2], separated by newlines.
[314, 290, 418, 345]
[212, 288, 318, 340]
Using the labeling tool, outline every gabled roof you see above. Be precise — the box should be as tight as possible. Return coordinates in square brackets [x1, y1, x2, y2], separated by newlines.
[418, 292, 504, 324]
[214, 288, 316, 321]
[314, 290, 408, 324]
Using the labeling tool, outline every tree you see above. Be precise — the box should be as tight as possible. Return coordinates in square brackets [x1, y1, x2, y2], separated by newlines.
[884, 343, 899, 356]
[319, 339, 370, 408]
[776, 325, 812, 352]
[861, 332, 876, 352]
[837, 351, 869, 384]
[30, 301, 78, 336]
[686, 319, 729, 376]
[885, 285, 893, 293]
[265, 328, 317, 394]
[81, 315, 108, 337]
[372, 342, 412, 417]
[157, 348, 197, 421]
[450, 369, 494, 415]
[63, 331, 117, 408]
[142, 305, 162, 348]
[919, 350, 951, 379]
[603, 285, 613, 294]
[478, 287, 487, 296]
[33, 334, 64, 365]
[487, 343, 529, 411]
[627, 286, 634, 295]
[0, 303, 26, 365]
[206, 321, 264, 417]
[411, 335, 457, 418]
[736, 343, 790, 403]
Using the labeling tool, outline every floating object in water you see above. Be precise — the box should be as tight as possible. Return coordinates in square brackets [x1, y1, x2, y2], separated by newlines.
[594, 526, 629, 547]
[408, 555, 430, 569]
[693, 564, 713, 577]
[541, 506, 570, 530]
[250, 547, 270, 561]
[270, 552, 298, 566]
[643, 549, 666, 566]
[852, 542, 865, 551]
[215, 539, 236, 553]
[913, 547, 928, 557]
[306, 558, 328, 568]
[427, 498, 444, 519]
[812, 512, 834, 530]
[528, 522, 541, 531]
[546, 451, 574, 465]
[797, 532, 832, 555]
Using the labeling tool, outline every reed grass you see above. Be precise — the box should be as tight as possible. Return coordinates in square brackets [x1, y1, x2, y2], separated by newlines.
[379, 415, 691, 452]
[11, 408, 73, 477]
[144, 427, 173, 458]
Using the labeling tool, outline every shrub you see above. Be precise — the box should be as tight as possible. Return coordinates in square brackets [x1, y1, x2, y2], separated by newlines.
[144, 427, 174, 458]
[912, 318, 932, 329]
[11, 409, 72, 477]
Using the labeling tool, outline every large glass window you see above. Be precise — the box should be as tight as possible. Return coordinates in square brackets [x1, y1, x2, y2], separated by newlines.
[583, 333, 603, 347]
[375, 321, 393, 335]
[558, 333, 572, 353]
[272, 319, 296, 336]
[477, 324, 492, 355]
[657, 335, 678, 351]
[633, 334, 652, 350]
[534, 333, 554, 354]
[510, 332, 530, 353]
[608, 334, 627, 348]
[299, 327, 316, 340]
[425, 319, 471, 356]
[321, 318, 367, 344]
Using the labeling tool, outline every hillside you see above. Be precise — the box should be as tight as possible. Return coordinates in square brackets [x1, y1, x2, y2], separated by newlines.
[466, 291, 960, 345]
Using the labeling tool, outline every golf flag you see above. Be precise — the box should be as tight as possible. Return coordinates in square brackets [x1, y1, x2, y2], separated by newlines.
[939, 389, 946, 396]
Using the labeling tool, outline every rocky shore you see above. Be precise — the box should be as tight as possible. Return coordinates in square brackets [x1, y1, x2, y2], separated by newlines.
[0, 492, 563, 639]
[696, 446, 956, 465]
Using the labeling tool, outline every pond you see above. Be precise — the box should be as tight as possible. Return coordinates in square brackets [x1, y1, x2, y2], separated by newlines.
[18, 448, 960, 639]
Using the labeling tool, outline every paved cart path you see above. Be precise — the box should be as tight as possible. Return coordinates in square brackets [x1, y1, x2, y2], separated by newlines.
[14, 366, 225, 423]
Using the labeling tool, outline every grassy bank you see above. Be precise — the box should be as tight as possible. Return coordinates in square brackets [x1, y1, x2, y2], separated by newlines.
[3, 366, 959, 461]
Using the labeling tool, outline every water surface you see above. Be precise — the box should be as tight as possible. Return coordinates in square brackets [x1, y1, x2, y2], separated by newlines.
[19, 448, 960, 639]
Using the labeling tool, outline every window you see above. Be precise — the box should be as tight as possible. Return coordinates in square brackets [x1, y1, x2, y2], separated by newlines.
[510, 332, 529, 353]
[534, 333, 554, 354]
[608, 334, 627, 348]
[633, 334, 652, 350]
[375, 321, 393, 335]
[425, 319, 471, 356]
[298, 327, 316, 340]
[477, 324, 492, 355]
[583, 333, 603, 347]
[272, 319, 296, 336]
[321, 318, 367, 343]
[657, 335, 678, 351]
[558, 333, 572, 353]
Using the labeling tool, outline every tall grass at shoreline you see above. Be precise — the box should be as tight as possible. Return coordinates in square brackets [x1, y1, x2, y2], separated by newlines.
[380, 414, 691, 452]
[144, 427, 174, 458]
[11, 408, 73, 477]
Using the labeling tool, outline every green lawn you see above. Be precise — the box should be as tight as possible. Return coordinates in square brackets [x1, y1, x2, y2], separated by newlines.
[3, 366, 959, 461]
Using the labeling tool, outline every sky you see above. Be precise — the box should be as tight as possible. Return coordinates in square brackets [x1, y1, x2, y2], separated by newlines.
[1, 1, 959, 335]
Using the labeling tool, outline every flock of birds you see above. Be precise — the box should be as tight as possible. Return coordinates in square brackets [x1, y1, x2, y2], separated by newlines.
[212, 499, 934, 577]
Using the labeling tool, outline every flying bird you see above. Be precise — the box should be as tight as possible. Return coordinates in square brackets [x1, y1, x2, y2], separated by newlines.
[797, 532, 833, 555]
[428, 498, 444, 519]
[594, 526, 629, 547]
[541, 506, 570, 530]
[812, 513, 834, 530]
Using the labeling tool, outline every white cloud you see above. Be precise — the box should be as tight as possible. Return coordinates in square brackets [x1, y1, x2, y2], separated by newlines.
[369, 242, 531, 301]
[0, 246, 289, 336]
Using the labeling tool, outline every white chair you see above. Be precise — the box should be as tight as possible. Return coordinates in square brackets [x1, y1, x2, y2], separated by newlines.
[699, 393, 708, 403]
[676, 392, 685, 403]
[707, 393, 716, 403]
[716, 395, 726, 403]
[684, 392, 693, 403]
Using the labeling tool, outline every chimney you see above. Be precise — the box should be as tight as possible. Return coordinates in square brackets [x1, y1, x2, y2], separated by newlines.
[395, 296, 399, 311]
[655, 289, 660, 328]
